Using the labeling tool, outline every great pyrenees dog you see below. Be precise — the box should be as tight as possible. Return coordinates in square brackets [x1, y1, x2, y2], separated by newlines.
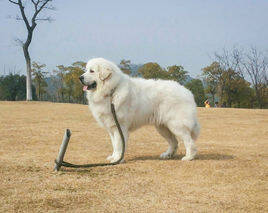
[79, 58, 200, 163]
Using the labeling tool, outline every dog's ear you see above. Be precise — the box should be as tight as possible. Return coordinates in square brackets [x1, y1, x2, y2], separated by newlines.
[98, 65, 113, 82]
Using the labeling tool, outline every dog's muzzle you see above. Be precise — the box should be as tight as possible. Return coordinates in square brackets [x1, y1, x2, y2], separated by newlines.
[84, 82, 97, 91]
[79, 76, 97, 91]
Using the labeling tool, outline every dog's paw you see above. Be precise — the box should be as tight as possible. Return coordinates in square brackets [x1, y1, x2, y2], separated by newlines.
[109, 154, 125, 164]
[110, 158, 125, 164]
[160, 152, 174, 159]
[106, 155, 114, 161]
[181, 155, 195, 161]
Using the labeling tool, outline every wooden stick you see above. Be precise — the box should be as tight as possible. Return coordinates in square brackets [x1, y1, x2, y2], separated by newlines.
[54, 129, 71, 171]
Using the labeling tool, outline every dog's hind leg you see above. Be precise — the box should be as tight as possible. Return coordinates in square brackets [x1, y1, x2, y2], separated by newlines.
[155, 125, 178, 159]
[167, 124, 197, 161]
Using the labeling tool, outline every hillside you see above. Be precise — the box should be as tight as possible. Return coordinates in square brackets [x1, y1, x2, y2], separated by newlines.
[0, 102, 267, 212]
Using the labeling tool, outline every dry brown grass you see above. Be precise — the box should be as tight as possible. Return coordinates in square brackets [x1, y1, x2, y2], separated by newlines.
[0, 101, 267, 212]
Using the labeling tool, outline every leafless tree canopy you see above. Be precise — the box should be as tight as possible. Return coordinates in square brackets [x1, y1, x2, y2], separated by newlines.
[214, 47, 244, 78]
[8, 0, 55, 30]
[242, 47, 268, 86]
[214, 47, 268, 108]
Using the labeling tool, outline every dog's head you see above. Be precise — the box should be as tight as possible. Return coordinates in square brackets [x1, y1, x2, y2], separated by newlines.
[79, 58, 121, 97]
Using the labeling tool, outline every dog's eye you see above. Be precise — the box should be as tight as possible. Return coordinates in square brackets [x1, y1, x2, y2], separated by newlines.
[90, 70, 94, 73]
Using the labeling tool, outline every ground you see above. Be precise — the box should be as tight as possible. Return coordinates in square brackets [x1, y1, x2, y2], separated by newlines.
[0, 101, 267, 212]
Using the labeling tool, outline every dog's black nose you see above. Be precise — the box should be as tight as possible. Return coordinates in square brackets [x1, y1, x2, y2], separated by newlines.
[79, 75, 84, 83]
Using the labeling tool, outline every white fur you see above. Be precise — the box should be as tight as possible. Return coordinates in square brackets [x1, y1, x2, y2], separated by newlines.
[81, 58, 200, 163]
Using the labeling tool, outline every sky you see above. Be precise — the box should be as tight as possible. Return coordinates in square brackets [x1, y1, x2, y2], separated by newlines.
[0, 0, 267, 77]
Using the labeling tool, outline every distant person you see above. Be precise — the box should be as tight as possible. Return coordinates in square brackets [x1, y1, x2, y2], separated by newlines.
[214, 101, 219, 108]
[221, 102, 226, 108]
[204, 100, 210, 108]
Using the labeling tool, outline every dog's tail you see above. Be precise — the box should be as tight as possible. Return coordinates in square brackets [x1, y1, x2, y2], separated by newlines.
[191, 120, 200, 141]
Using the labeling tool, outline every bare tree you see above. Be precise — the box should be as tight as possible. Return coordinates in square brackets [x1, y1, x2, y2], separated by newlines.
[214, 47, 244, 77]
[215, 46, 268, 108]
[8, 0, 55, 101]
[214, 48, 242, 106]
[241, 47, 268, 108]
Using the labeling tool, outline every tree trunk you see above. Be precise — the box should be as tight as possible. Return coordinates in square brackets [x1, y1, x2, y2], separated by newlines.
[254, 86, 262, 109]
[61, 91, 64, 102]
[39, 82, 41, 100]
[227, 93, 232, 107]
[23, 44, 33, 101]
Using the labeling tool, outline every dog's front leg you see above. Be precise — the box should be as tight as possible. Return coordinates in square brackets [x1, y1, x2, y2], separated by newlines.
[106, 132, 116, 161]
[108, 127, 128, 163]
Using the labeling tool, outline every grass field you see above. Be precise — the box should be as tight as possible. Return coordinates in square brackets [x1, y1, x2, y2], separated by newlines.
[0, 101, 267, 212]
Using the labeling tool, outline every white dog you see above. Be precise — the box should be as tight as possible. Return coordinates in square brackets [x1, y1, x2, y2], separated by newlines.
[79, 58, 200, 163]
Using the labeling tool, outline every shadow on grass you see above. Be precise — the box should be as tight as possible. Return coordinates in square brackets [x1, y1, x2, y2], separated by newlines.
[55, 162, 125, 174]
[195, 153, 234, 160]
[58, 168, 94, 173]
[128, 153, 234, 162]
[55, 153, 234, 173]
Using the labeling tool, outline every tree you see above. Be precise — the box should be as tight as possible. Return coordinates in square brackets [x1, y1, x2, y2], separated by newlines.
[202, 62, 223, 105]
[0, 74, 19, 100]
[213, 48, 245, 106]
[202, 61, 254, 107]
[8, 0, 55, 101]
[229, 77, 254, 108]
[64, 61, 86, 103]
[119, 59, 131, 75]
[138, 62, 168, 79]
[214, 46, 268, 108]
[167, 65, 188, 84]
[219, 69, 254, 107]
[185, 79, 206, 107]
[202, 62, 221, 104]
[214, 47, 243, 77]
[32, 61, 48, 100]
[209, 67, 248, 108]
[52, 65, 67, 102]
[0, 73, 36, 101]
[240, 47, 268, 108]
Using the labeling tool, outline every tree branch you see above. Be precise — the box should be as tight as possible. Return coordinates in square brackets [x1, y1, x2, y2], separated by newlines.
[8, 0, 19, 5]
[35, 16, 54, 22]
[31, 0, 37, 6]
[16, 0, 31, 31]
[43, 5, 56, 10]
[31, 0, 51, 29]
